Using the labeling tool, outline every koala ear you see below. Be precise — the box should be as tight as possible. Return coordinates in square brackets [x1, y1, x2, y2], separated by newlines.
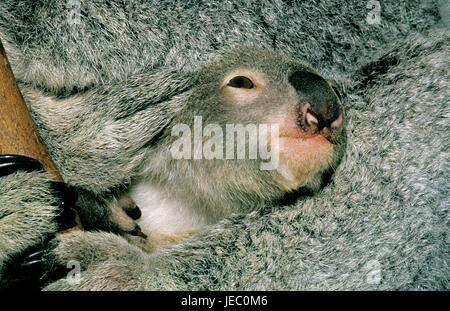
[110, 69, 197, 120]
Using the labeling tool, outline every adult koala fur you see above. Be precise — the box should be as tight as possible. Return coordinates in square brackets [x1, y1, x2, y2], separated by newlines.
[0, 0, 448, 290]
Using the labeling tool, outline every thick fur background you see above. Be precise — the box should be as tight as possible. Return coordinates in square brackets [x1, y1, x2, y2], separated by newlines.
[0, 0, 448, 290]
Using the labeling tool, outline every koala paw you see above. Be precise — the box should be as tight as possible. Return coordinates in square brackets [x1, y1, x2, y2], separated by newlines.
[41, 231, 150, 290]
[107, 194, 147, 238]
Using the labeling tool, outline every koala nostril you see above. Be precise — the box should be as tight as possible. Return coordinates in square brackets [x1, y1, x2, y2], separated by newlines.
[301, 102, 319, 128]
[306, 110, 319, 127]
[299, 101, 343, 133]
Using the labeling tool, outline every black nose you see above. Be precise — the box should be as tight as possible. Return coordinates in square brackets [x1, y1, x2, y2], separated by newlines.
[289, 70, 343, 132]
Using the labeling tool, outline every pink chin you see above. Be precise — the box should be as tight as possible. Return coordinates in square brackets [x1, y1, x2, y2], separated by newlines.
[275, 134, 334, 190]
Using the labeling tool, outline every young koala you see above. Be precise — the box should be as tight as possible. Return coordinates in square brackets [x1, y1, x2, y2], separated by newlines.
[23, 47, 346, 250]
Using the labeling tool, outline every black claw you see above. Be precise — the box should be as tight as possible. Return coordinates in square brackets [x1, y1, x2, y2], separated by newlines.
[0, 157, 81, 290]
[0, 244, 47, 291]
[24, 250, 44, 261]
[22, 250, 44, 269]
[130, 224, 141, 236]
[0, 155, 44, 178]
[137, 231, 148, 238]
[21, 259, 43, 267]
[130, 224, 147, 238]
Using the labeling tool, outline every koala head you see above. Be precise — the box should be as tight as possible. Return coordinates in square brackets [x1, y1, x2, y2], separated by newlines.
[141, 47, 346, 218]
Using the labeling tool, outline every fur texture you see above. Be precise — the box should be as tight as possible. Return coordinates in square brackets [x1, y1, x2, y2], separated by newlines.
[0, 171, 59, 267]
[0, 0, 448, 290]
[0, 170, 61, 287]
[0, 0, 441, 93]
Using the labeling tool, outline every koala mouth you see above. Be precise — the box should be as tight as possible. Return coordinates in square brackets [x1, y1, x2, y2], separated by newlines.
[278, 134, 332, 158]
[279, 133, 327, 142]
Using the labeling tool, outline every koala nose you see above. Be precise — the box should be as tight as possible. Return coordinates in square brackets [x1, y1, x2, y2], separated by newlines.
[299, 101, 343, 131]
[289, 70, 344, 135]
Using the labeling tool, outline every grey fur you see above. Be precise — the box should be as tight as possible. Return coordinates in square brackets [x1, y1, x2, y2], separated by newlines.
[0, 171, 59, 278]
[0, 0, 441, 93]
[0, 0, 448, 290]
[42, 29, 450, 290]
[22, 69, 196, 193]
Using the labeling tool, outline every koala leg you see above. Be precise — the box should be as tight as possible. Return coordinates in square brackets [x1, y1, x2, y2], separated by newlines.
[0, 171, 77, 290]
[42, 231, 154, 290]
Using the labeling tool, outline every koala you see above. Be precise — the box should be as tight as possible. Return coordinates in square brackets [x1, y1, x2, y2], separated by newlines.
[39, 29, 448, 291]
[21, 47, 345, 250]
[0, 0, 447, 290]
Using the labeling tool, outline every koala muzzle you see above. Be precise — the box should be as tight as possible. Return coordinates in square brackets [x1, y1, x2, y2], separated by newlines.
[289, 70, 344, 140]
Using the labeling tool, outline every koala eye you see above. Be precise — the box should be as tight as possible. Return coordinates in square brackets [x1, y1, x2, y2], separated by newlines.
[227, 76, 255, 89]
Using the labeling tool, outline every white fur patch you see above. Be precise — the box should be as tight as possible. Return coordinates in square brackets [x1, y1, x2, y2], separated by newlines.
[129, 181, 207, 234]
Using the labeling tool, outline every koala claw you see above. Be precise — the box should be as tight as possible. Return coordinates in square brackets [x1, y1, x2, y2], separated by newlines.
[136, 230, 148, 239]
[0, 244, 47, 290]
